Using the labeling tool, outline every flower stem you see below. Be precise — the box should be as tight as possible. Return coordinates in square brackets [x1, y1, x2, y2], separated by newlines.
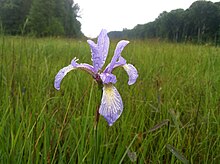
[93, 115, 99, 163]
[93, 82, 102, 162]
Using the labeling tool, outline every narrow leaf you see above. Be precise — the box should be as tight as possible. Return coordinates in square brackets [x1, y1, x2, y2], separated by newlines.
[149, 119, 170, 132]
[166, 144, 189, 164]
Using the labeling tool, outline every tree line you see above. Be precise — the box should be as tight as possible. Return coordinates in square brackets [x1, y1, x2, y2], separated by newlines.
[109, 1, 220, 44]
[0, 0, 82, 37]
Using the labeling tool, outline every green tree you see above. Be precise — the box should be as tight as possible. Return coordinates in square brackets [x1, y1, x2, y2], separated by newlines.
[167, 9, 185, 42]
[28, 0, 82, 37]
[63, 0, 82, 37]
[28, 0, 57, 36]
[0, 0, 32, 34]
[109, 0, 220, 45]
[187, 1, 220, 43]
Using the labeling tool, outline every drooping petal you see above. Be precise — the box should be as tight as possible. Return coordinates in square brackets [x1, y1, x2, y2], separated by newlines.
[54, 58, 96, 90]
[71, 57, 96, 75]
[77, 63, 96, 76]
[107, 40, 129, 72]
[54, 65, 75, 90]
[87, 29, 109, 72]
[99, 84, 123, 126]
[100, 73, 117, 84]
[123, 64, 138, 85]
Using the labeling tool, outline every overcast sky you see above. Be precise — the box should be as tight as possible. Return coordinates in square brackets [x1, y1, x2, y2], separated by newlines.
[74, 0, 219, 38]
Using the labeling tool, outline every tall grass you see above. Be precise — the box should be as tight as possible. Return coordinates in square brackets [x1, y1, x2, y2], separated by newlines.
[0, 36, 219, 163]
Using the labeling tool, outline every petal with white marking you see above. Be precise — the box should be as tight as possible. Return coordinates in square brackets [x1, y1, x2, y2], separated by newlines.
[99, 84, 123, 126]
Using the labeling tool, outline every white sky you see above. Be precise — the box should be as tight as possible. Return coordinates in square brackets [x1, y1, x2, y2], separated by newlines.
[74, 0, 219, 38]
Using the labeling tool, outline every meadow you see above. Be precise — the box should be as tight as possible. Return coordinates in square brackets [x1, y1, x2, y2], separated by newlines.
[0, 36, 220, 163]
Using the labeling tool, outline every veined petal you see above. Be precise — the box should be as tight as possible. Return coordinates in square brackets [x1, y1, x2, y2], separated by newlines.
[54, 58, 96, 90]
[87, 40, 99, 72]
[123, 64, 138, 85]
[113, 56, 127, 70]
[104, 56, 127, 73]
[87, 29, 109, 72]
[54, 65, 75, 90]
[99, 84, 123, 126]
[71, 57, 96, 75]
[77, 63, 96, 76]
[100, 73, 117, 84]
[97, 29, 109, 65]
[107, 40, 129, 72]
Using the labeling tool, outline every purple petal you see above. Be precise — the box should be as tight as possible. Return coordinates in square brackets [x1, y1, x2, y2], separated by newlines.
[97, 29, 109, 65]
[113, 56, 127, 70]
[87, 40, 99, 71]
[99, 84, 123, 126]
[54, 58, 96, 90]
[87, 29, 109, 72]
[77, 63, 96, 76]
[104, 56, 127, 73]
[123, 64, 138, 85]
[71, 57, 79, 67]
[100, 73, 117, 84]
[107, 40, 129, 73]
[54, 65, 75, 90]
[71, 57, 96, 75]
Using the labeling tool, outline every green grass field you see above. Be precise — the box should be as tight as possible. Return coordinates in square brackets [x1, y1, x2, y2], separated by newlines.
[0, 36, 220, 163]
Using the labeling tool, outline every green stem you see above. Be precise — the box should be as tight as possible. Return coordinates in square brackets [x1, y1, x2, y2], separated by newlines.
[93, 117, 98, 163]
[93, 83, 102, 163]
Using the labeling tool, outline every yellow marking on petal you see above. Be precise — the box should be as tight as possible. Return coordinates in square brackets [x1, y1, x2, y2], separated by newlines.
[102, 84, 121, 115]
[99, 84, 123, 125]
[104, 84, 114, 96]
[123, 64, 129, 70]
[104, 84, 117, 108]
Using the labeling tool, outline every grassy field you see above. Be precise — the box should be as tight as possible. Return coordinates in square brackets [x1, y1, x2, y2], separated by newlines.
[0, 36, 220, 163]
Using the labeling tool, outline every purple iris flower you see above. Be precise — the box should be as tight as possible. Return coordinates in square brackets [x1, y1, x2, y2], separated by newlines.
[54, 29, 138, 126]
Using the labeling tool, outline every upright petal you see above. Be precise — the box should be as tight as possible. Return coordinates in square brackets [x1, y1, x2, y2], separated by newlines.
[123, 64, 138, 85]
[107, 40, 129, 73]
[54, 65, 75, 90]
[97, 29, 109, 65]
[87, 40, 99, 72]
[99, 84, 123, 126]
[113, 56, 127, 70]
[87, 29, 110, 72]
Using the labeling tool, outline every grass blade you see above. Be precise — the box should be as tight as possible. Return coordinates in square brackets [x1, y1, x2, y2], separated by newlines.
[166, 144, 189, 164]
[149, 119, 170, 132]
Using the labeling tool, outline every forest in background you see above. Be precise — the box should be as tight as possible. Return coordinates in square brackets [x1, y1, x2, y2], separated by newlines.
[0, 0, 82, 37]
[1, 0, 220, 43]
[109, 1, 220, 44]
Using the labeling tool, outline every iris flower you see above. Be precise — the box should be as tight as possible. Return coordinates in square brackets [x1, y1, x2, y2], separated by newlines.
[54, 29, 138, 126]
